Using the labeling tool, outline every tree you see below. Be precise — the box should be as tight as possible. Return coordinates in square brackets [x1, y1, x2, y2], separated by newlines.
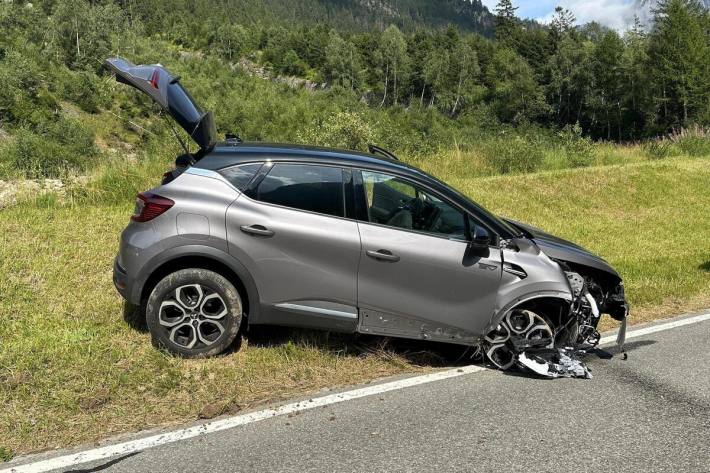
[450, 40, 481, 116]
[648, 0, 710, 129]
[214, 24, 250, 62]
[408, 29, 436, 108]
[621, 16, 653, 138]
[494, 0, 519, 45]
[550, 6, 576, 48]
[546, 36, 593, 127]
[423, 47, 449, 108]
[324, 31, 363, 91]
[590, 31, 625, 140]
[280, 49, 307, 76]
[49, 0, 127, 72]
[378, 25, 410, 106]
[486, 48, 548, 123]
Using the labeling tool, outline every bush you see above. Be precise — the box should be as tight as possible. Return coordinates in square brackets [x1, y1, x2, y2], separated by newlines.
[558, 123, 595, 167]
[479, 134, 545, 174]
[675, 136, 710, 157]
[2, 118, 97, 178]
[60, 70, 109, 114]
[297, 110, 375, 150]
[644, 140, 676, 160]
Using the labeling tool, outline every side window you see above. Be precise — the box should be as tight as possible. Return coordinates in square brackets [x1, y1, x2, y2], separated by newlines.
[255, 164, 345, 217]
[361, 170, 467, 239]
[219, 162, 263, 190]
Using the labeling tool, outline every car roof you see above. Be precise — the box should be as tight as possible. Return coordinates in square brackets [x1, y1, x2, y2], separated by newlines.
[196, 141, 421, 175]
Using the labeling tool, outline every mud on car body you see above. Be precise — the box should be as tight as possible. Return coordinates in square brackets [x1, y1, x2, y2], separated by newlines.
[108, 57, 628, 377]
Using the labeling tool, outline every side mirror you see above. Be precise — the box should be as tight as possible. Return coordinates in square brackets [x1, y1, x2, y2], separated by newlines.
[470, 226, 491, 249]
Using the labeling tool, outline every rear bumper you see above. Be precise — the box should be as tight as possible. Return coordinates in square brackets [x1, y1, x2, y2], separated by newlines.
[113, 256, 130, 300]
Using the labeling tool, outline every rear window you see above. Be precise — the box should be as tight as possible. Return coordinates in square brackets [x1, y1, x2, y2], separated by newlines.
[255, 164, 344, 218]
[219, 163, 263, 190]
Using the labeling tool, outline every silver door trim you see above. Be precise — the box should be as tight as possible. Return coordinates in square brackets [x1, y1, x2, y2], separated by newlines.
[275, 303, 358, 319]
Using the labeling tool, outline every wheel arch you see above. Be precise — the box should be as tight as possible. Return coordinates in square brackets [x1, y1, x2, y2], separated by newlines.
[133, 245, 261, 323]
[488, 293, 573, 334]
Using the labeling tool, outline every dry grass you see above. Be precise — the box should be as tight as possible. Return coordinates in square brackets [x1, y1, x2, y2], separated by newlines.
[0, 155, 708, 459]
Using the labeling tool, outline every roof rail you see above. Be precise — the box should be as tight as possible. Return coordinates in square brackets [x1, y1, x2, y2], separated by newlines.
[368, 144, 399, 161]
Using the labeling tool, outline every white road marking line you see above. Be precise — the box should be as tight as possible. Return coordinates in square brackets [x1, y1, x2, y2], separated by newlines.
[5, 310, 710, 473]
[598, 311, 710, 346]
[3, 366, 487, 473]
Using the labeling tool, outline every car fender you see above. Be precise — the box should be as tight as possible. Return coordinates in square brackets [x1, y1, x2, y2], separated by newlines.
[485, 238, 573, 333]
[131, 244, 262, 322]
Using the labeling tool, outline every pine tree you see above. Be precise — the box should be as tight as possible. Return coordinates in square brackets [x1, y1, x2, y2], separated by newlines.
[550, 6, 576, 49]
[621, 16, 653, 138]
[494, 0, 519, 45]
[648, 0, 710, 129]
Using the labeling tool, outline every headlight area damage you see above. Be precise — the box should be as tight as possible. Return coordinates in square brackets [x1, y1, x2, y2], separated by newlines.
[482, 258, 629, 379]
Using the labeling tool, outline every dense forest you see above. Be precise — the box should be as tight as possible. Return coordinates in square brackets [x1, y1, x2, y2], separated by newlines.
[0, 0, 708, 179]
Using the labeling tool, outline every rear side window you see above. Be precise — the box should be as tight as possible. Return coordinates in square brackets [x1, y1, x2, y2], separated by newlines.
[219, 163, 262, 190]
[255, 164, 344, 217]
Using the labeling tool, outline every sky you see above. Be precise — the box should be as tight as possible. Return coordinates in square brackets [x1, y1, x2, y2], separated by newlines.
[480, 0, 653, 31]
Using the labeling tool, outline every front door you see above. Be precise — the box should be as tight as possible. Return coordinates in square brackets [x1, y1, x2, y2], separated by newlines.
[355, 170, 502, 343]
[226, 163, 361, 332]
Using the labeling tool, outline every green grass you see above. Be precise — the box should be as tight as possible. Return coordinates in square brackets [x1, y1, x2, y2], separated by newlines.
[453, 157, 710, 319]
[1, 155, 709, 457]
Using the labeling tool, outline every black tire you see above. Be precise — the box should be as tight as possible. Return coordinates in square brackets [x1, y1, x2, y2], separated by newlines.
[146, 268, 243, 358]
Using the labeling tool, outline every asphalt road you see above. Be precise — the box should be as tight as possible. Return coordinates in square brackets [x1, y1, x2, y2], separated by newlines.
[10, 316, 710, 473]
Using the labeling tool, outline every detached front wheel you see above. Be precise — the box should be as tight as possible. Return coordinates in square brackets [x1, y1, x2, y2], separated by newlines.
[146, 269, 243, 357]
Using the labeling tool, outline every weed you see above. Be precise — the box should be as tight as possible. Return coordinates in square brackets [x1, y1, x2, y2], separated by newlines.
[0, 447, 12, 462]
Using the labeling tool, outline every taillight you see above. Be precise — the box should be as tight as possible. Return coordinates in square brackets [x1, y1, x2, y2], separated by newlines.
[131, 192, 174, 222]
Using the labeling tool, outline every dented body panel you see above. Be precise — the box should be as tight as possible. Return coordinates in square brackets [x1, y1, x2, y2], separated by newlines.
[488, 238, 573, 334]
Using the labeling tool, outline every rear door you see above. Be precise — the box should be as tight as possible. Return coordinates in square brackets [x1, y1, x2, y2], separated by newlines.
[105, 57, 216, 150]
[355, 170, 503, 342]
[225, 162, 361, 331]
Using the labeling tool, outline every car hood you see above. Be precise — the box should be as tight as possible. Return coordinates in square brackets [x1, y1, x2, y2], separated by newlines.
[105, 57, 216, 150]
[503, 218, 620, 281]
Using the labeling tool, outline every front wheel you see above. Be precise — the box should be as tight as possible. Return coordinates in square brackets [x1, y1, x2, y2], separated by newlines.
[146, 269, 243, 358]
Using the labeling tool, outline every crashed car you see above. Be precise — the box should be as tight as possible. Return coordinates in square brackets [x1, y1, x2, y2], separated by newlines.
[108, 57, 629, 376]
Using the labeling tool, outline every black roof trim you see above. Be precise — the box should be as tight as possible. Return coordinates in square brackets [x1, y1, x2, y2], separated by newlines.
[194, 141, 520, 240]
[368, 144, 399, 161]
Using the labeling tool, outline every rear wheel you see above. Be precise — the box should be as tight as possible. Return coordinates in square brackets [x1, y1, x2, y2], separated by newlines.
[146, 269, 242, 357]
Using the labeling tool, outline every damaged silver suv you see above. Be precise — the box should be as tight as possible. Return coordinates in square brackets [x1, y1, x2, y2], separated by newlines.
[108, 58, 628, 376]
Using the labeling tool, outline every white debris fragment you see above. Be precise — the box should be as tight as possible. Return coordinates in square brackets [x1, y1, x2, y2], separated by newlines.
[517, 348, 592, 379]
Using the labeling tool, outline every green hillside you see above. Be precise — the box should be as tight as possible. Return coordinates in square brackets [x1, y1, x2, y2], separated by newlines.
[132, 0, 494, 34]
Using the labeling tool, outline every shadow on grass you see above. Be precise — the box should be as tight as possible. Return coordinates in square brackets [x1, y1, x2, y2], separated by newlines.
[699, 261, 710, 273]
[245, 324, 478, 368]
[122, 302, 147, 333]
[123, 302, 476, 367]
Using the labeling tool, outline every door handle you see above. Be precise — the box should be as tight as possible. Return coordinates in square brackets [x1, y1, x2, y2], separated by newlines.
[240, 224, 275, 237]
[366, 249, 400, 262]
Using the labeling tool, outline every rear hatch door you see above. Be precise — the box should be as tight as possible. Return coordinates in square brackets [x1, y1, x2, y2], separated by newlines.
[105, 57, 216, 150]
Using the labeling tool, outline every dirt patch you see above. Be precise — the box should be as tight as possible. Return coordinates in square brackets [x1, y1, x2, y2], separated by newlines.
[0, 178, 83, 208]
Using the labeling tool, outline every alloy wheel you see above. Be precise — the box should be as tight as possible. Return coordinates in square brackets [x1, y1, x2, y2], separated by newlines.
[157, 284, 229, 349]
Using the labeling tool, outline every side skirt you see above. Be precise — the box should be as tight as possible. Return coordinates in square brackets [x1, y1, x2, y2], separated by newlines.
[357, 309, 479, 346]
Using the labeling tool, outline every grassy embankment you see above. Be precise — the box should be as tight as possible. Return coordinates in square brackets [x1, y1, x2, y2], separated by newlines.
[1, 150, 709, 459]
